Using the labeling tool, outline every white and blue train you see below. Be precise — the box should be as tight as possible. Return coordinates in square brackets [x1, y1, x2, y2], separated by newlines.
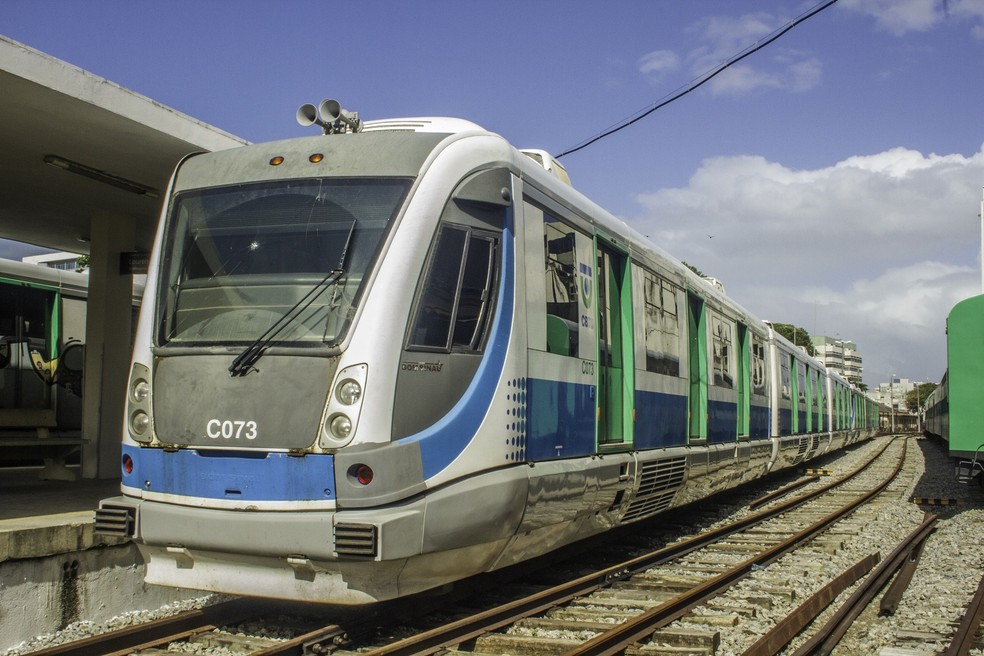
[96, 101, 878, 603]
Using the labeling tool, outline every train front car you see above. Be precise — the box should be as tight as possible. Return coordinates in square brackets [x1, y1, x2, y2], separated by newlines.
[98, 116, 534, 603]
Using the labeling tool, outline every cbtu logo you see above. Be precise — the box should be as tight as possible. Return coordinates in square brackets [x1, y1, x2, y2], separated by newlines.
[579, 262, 593, 309]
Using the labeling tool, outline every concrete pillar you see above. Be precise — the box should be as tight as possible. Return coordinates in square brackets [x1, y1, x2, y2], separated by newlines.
[81, 212, 134, 479]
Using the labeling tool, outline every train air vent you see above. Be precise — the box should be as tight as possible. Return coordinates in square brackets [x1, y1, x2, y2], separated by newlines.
[794, 436, 809, 463]
[94, 506, 136, 538]
[334, 522, 378, 558]
[622, 456, 687, 522]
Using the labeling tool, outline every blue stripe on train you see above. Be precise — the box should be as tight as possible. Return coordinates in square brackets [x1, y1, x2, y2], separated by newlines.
[526, 378, 596, 459]
[634, 389, 687, 448]
[751, 404, 770, 438]
[708, 399, 737, 443]
[122, 444, 335, 501]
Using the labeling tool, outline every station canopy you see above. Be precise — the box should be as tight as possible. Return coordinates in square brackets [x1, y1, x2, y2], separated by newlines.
[0, 36, 248, 255]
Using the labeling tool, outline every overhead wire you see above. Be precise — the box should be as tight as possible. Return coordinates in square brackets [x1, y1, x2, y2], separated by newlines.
[554, 0, 841, 159]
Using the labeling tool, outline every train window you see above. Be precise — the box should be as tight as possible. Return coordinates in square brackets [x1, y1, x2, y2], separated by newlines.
[408, 225, 499, 353]
[452, 234, 497, 349]
[642, 270, 681, 376]
[751, 334, 767, 396]
[158, 177, 411, 346]
[544, 216, 579, 356]
[797, 363, 807, 404]
[0, 282, 53, 410]
[780, 353, 792, 400]
[710, 311, 733, 388]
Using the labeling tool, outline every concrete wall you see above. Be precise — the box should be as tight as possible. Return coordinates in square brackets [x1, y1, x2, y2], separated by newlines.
[1, 543, 206, 651]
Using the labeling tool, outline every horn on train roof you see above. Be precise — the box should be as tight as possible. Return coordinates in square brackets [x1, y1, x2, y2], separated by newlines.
[296, 98, 362, 135]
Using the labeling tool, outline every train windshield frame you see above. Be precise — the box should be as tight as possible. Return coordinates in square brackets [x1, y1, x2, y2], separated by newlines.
[156, 177, 412, 348]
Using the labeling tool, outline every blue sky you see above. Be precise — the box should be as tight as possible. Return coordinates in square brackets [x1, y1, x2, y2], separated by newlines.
[4, 0, 984, 388]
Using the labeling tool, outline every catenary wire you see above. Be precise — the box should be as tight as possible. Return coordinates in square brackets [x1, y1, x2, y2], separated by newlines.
[554, 0, 840, 159]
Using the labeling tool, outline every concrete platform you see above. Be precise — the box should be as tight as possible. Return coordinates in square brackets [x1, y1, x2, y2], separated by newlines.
[0, 466, 207, 651]
[0, 466, 123, 560]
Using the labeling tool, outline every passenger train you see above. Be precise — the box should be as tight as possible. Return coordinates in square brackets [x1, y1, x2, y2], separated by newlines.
[923, 293, 984, 483]
[97, 101, 878, 603]
[0, 257, 142, 475]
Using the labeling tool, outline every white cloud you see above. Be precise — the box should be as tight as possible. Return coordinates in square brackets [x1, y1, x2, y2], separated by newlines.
[629, 144, 984, 384]
[637, 50, 679, 76]
[707, 64, 781, 95]
[644, 12, 824, 95]
[841, 0, 941, 34]
[841, 0, 984, 36]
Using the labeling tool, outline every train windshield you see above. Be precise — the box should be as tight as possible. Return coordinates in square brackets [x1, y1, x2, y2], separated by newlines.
[158, 178, 411, 347]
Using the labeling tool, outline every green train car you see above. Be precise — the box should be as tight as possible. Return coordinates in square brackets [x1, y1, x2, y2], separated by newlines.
[924, 293, 984, 481]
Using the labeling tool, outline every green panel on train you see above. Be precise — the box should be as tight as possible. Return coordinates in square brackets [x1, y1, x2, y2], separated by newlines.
[946, 294, 984, 459]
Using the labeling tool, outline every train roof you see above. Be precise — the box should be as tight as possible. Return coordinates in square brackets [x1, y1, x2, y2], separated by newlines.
[0, 256, 89, 297]
[0, 256, 144, 302]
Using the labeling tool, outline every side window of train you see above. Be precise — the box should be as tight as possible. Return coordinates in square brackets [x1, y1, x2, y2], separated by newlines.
[543, 215, 579, 356]
[751, 333, 767, 396]
[780, 353, 792, 400]
[642, 270, 681, 376]
[709, 310, 734, 388]
[796, 362, 807, 404]
[407, 224, 499, 353]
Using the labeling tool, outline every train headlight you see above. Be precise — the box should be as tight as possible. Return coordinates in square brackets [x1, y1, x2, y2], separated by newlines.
[320, 363, 367, 449]
[131, 380, 150, 403]
[328, 414, 352, 439]
[130, 411, 151, 436]
[336, 379, 362, 405]
[126, 363, 155, 444]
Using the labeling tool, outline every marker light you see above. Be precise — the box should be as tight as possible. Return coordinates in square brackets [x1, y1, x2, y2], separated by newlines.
[309, 153, 324, 163]
[269, 156, 285, 166]
[122, 454, 134, 475]
[352, 464, 373, 486]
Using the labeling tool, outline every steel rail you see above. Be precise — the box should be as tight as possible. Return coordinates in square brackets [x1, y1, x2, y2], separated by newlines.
[943, 565, 984, 656]
[561, 438, 908, 656]
[878, 511, 935, 616]
[24, 598, 257, 656]
[789, 512, 938, 656]
[740, 553, 880, 656]
[364, 437, 900, 656]
[748, 474, 819, 510]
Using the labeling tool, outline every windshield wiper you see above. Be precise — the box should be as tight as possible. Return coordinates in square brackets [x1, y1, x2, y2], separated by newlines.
[229, 220, 356, 377]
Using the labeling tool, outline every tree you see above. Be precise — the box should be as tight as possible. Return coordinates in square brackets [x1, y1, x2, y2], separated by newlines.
[681, 261, 704, 277]
[906, 382, 937, 412]
[771, 323, 816, 356]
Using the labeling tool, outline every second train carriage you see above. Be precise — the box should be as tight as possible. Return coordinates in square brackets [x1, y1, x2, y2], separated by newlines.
[97, 106, 877, 603]
[923, 293, 984, 481]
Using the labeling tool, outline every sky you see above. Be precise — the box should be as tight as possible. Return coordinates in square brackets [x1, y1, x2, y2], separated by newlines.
[3, 0, 984, 388]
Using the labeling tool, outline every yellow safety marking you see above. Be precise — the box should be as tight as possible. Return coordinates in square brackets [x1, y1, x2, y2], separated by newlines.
[910, 498, 968, 506]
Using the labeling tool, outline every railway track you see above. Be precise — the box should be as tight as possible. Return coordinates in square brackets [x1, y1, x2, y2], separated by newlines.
[24, 435, 982, 656]
[344, 435, 909, 655]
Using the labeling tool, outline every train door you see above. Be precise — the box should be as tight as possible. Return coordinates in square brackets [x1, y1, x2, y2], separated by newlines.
[596, 242, 633, 449]
[789, 355, 800, 434]
[804, 367, 817, 433]
[0, 280, 54, 419]
[687, 293, 708, 442]
[736, 323, 750, 439]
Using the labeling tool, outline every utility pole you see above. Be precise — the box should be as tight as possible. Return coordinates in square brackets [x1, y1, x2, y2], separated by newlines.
[890, 375, 896, 434]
